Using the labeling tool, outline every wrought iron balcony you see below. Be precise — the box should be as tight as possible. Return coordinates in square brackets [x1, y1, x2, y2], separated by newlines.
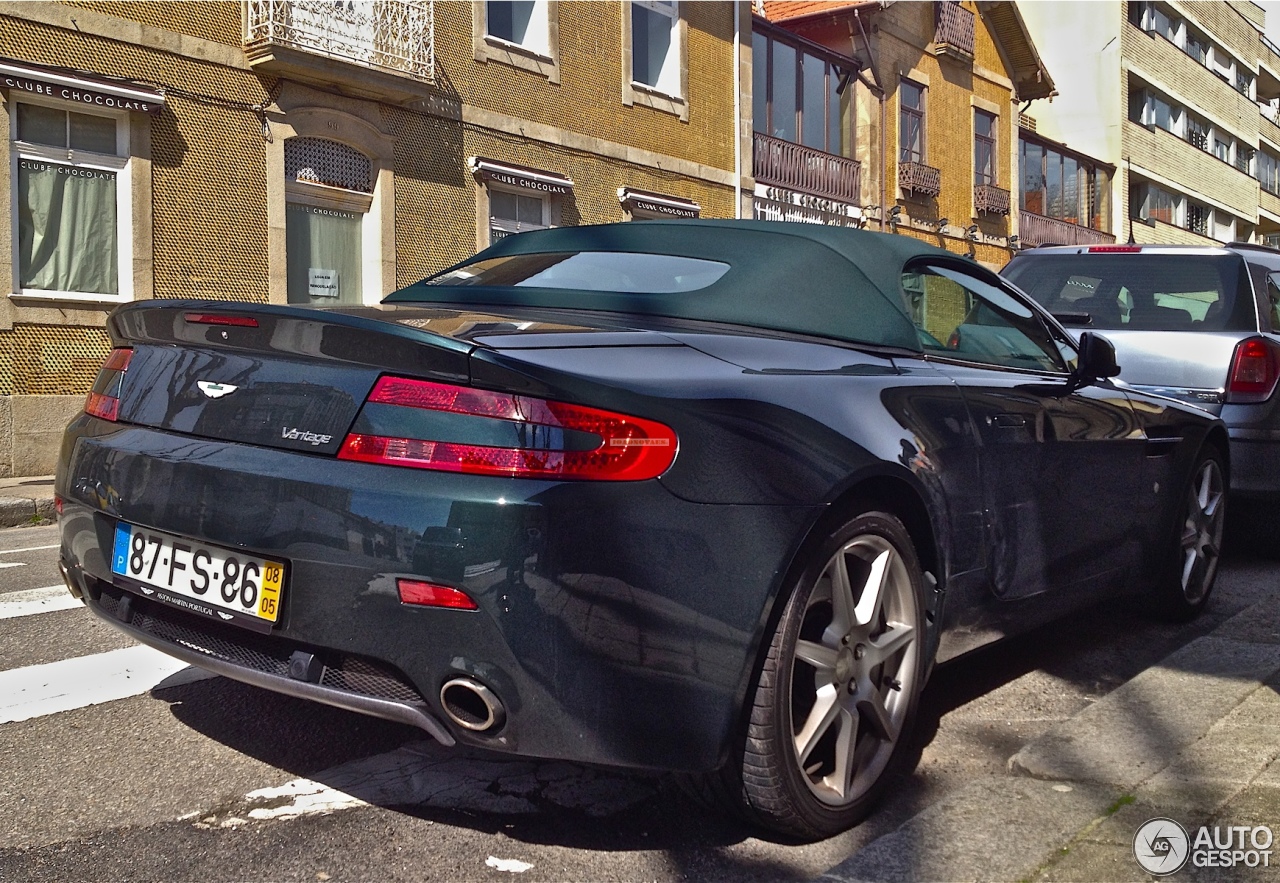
[899, 160, 941, 198]
[974, 184, 1010, 215]
[933, 1, 975, 61]
[1018, 210, 1115, 247]
[753, 132, 862, 204]
[244, 1, 435, 100]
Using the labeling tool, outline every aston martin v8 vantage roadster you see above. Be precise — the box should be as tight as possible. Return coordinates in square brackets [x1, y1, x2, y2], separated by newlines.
[56, 220, 1226, 840]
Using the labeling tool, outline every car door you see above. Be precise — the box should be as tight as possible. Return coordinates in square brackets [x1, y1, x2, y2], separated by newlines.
[902, 259, 1147, 602]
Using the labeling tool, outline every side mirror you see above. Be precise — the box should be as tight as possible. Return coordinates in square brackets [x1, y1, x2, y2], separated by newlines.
[1075, 331, 1121, 384]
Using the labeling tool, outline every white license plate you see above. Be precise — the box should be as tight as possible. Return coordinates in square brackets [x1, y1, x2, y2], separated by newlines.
[111, 522, 285, 630]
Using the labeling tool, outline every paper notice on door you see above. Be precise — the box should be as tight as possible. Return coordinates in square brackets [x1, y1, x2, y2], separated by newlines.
[309, 269, 339, 298]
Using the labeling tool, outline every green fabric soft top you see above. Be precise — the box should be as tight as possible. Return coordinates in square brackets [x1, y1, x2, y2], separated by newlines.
[386, 218, 959, 352]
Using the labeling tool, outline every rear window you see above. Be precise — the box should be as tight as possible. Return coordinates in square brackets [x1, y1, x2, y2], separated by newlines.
[1002, 253, 1254, 332]
[425, 251, 730, 294]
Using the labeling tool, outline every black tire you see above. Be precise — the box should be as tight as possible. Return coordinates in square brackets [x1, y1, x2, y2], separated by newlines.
[1155, 446, 1226, 621]
[731, 511, 927, 841]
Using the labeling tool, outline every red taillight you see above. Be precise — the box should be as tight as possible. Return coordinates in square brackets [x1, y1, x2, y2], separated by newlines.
[338, 377, 678, 481]
[1087, 246, 1141, 253]
[184, 313, 259, 328]
[397, 578, 478, 610]
[85, 348, 133, 421]
[1226, 338, 1280, 403]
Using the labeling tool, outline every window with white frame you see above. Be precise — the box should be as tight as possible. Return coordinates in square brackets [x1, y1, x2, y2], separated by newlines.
[1135, 183, 1179, 226]
[283, 137, 374, 307]
[1260, 151, 1280, 195]
[631, 1, 679, 95]
[485, 0, 550, 56]
[11, 98, 131, 300]
[974, 109, 996, 185]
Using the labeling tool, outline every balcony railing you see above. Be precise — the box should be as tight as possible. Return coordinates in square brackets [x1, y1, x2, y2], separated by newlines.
[753, 132, 861, 204]
[975, 184, 1010, 215]
[934, 1, 975, 60]
[1018, 210, 1115, 247]
[244, 1, 434, 83]
[899, 160, 941, 198]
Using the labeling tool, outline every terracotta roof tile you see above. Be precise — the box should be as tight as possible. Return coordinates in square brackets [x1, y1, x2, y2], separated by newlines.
[760, 1, 879, 23]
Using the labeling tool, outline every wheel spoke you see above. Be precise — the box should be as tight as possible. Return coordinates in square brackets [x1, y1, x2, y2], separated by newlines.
[853, 548, 892, 630]
[1197, 465, 1213, 510]
[794, 684, 841, 765]
[1181, 547, 1198, 590]
[857, 690, 898, 742]
[827, 553, 855, 637]
[795, 639, 838, 675]
[867, 621, 915, 667]
[831, 701, 859, 800]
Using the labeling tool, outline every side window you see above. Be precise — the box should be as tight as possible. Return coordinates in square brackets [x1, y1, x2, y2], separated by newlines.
[903, 263, 1067, 372]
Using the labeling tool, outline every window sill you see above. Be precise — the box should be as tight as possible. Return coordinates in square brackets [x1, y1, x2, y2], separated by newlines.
[626, 81, 687, 121]
[11, 290, 127, 306]
[477, 35, 560, 83]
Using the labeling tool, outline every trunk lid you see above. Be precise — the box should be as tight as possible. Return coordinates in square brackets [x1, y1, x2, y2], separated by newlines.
[104, 302, 681, 453]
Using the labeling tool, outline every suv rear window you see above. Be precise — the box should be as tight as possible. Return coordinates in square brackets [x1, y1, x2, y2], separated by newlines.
[1002, 253, 1254, 332]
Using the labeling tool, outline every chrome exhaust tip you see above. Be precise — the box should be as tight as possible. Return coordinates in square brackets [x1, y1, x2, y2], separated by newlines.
[58, 560, 84, 601]
[439, 677, 506, 733]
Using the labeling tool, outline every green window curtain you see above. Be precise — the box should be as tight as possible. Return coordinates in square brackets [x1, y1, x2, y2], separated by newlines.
[286, 202, 363, 306]
[17, 158, 118, 295]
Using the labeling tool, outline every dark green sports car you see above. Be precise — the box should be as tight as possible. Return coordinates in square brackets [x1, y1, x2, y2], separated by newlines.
[56, 220, 1226, 840]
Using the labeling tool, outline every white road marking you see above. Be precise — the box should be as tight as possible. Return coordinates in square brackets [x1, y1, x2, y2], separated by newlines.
[486, 857, 534, 873]
[0, 585, 80, 620]
[0, 645, 191, 723]
[0, 562, 27, 569]
[0, 544, 58, 554]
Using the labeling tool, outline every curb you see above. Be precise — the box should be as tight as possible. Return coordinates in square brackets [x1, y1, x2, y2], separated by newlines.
[0, 477, 56, 528]
[818, 596, 1280, 882]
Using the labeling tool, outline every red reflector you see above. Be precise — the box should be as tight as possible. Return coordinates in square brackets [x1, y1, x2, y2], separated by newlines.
[1227, 338, 1280, 403]
[1087, 246, 1141, 253]
[340, 377, 678, 481]
[184, 312, 260, 328]
[397, 579, 477, 610]
[54, 496, 63, 516]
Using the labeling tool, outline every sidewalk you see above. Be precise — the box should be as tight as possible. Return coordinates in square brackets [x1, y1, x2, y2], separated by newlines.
[817, 597, 1280, 882]
[0, 475, 56, 528]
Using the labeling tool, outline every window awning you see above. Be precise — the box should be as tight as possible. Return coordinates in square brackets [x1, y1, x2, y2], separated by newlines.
[0, 56, 165, 114]
[619, 187, 701, 218]
[469, 157, 573, 195]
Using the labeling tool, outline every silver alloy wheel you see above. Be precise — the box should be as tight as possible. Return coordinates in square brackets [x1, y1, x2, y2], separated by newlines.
[1180, 456, 1225, 604]
[789, 533, 919, 807]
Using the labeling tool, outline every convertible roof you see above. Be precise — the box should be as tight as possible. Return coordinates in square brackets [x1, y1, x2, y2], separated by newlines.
[388, 219, 965, 351]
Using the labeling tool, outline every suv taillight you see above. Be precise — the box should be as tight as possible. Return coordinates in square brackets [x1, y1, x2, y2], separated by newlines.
[337, 376, 678, 481]
[1226, 338, 1280, 403]
[85, 348, 133, 421]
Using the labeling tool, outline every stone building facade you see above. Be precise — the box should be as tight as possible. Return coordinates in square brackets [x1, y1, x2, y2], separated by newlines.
[0, 0, 747, 475]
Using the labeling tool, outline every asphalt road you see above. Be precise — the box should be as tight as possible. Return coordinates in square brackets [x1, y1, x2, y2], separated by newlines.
[0, 520, 1275, 882]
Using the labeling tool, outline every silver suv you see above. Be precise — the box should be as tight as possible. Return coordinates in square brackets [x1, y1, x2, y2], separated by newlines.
[1002, 242, 1280, 499]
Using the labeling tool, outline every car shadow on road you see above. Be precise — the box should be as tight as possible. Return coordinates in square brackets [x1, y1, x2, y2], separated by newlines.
[148, 520, 1274, 881]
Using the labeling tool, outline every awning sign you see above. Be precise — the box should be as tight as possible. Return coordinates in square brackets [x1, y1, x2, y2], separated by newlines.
[0, 57, 164, 114]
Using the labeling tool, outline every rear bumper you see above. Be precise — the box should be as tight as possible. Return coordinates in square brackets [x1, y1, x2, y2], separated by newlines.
[1223, 429, 1280, 497]
[57, 419, 817, 772]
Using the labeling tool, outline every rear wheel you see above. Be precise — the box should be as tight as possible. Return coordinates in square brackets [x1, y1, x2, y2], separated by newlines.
[1156, 447, 1225, 621]
[735, 511, 926, 840]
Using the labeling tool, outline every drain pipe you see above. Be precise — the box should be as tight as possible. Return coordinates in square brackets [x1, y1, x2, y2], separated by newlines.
[734, 0, 743, 219]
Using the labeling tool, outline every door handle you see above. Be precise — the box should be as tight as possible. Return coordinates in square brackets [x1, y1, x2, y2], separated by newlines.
[988, 413, 1028, 428]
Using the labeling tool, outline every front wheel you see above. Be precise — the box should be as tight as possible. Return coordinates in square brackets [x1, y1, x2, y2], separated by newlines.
[1155, 447, 1226, 621]
[737, 511, 927, 840]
